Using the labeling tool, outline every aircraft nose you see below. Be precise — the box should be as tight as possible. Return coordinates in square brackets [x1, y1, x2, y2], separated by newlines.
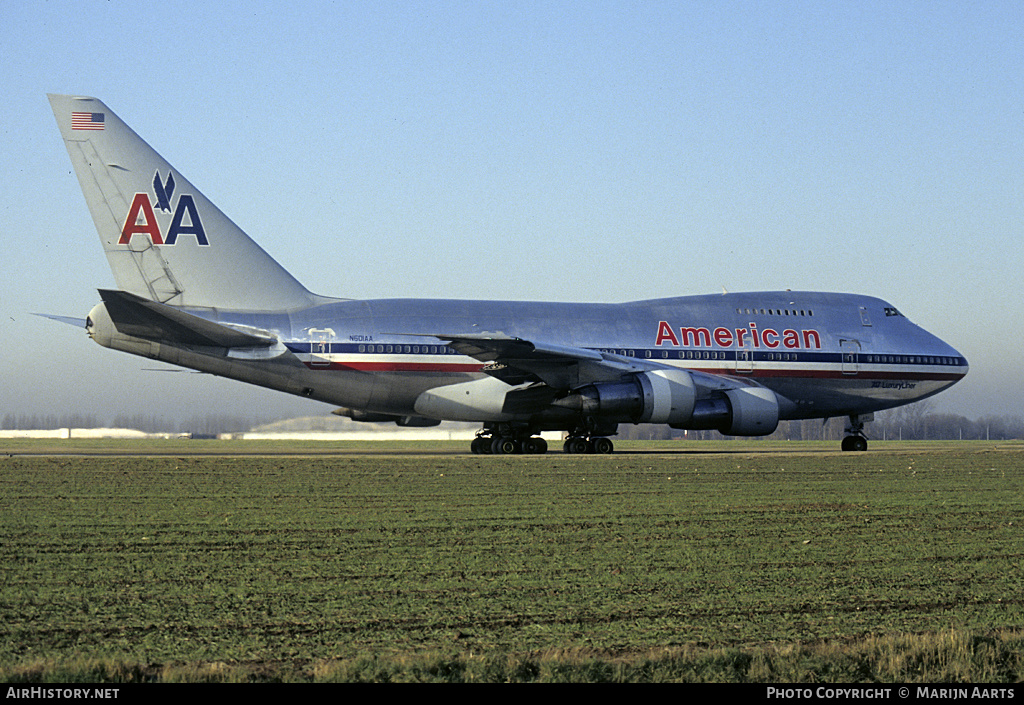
[943, 340, 969, 379]
[957, 351, 969, 375]
[918, 326, 968, 382]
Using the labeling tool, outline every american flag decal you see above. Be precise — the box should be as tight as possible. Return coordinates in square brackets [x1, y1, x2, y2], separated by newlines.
[71, 112, 105, 130]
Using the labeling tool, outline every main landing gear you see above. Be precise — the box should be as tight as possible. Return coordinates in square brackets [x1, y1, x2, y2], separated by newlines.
[469, 424, 616, 454]
[471, 428, 548, 455]
[841, 413, 871, 452]
[562, 436, 614, 454]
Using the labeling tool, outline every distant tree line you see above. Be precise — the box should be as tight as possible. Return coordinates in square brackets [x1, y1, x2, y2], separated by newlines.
[1, 413, 265, 436]
[868, 401, 1024, 441]
[5, 401, 1021, 442]
[619, 401, 1024, 442]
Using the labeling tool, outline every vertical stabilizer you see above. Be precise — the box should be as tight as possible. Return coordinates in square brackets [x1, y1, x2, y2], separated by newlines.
[49, 94, 316, 311]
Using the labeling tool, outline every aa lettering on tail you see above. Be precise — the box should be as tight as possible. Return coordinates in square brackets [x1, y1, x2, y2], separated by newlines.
[119, 170, 208, 246]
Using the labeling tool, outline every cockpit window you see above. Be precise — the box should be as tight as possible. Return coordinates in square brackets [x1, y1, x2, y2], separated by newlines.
[884, 307, 903, 317]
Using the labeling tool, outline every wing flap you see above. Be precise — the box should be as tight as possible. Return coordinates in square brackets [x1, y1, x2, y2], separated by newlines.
[439, 333, 603, 363]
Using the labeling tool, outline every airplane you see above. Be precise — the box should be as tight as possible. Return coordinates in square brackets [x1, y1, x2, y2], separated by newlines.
[46, 94, 968, 454]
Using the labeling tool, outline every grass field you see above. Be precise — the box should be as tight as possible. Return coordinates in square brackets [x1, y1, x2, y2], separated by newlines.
[1, 440, 1023, 682]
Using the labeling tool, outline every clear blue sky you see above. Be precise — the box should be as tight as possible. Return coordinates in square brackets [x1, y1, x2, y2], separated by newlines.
[2, 0, 1021, 423]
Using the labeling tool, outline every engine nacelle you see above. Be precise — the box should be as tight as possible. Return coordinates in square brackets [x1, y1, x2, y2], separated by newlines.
[637, 369, 698, 424]
[675, 386, 780, 436]
[555, 369, 697, 425]
[721, 386, 779, 435]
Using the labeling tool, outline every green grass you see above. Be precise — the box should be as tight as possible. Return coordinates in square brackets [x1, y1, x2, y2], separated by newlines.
[1, 440, 1022, 681]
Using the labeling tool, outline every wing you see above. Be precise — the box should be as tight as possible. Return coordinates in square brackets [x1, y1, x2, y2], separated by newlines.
[437, 332, 748, 398]
[434, 332, 775, 423]
[438, 332, 643, 389]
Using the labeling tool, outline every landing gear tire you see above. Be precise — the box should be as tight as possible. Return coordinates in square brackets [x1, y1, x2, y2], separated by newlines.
[592, 437, 614, 454]
[491, 437, 520, 455]
[564, 437, 591, 454]
[841, 435, 868, 452]
[522, 437, 548, 454]
[841, 414, 871, 452]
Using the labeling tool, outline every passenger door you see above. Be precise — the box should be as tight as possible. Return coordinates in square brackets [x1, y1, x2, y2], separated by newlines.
[840, 338, 861, 375]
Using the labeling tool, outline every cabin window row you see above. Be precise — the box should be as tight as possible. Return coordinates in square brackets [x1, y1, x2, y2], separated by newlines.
[736, 307, 813, 317]
[356, 344, 459, 354]
[865, 354, 961, 366]
[602, 349, 791, 361]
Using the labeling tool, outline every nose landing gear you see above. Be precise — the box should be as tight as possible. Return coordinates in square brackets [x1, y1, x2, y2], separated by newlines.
[841, 413, 871, 452]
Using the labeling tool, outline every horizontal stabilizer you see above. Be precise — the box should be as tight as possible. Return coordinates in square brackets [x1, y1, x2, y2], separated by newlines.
[34, 313, 88, 329]
[98, 290, 276, 348]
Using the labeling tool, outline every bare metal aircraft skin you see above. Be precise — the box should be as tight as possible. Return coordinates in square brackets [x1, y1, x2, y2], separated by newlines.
[48, 95, 968, 454]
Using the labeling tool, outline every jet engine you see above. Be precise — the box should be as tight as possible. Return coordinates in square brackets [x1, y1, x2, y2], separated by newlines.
[557, 369, 780, 436]
[554, 369, 697, 425]
[678, 386, 780, 436]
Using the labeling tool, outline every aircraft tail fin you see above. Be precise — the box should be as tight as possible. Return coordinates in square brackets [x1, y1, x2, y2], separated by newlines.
[48, 94, 317, 311]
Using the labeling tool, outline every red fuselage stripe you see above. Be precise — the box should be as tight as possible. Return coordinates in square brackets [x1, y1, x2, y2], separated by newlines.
[302, 360, 965, 381]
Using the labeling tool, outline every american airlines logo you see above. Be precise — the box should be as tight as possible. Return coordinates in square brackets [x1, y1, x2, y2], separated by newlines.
[119, 171, 209, 246]
[656, 321, 822, 349]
